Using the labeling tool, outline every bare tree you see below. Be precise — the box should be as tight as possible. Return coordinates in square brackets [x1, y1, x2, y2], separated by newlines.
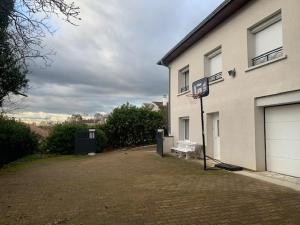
[0, 96, 27, 113]
[0, 0, 80, 111]
[67, 114, 83, 123]
[2, 0, 80, 68]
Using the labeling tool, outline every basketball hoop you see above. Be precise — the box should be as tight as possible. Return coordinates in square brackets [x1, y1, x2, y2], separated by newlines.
[186, 93, 203, 99]
[186, 77, 209, 99]
[186, 77, 210, 171]
[191, 77, 209, 98]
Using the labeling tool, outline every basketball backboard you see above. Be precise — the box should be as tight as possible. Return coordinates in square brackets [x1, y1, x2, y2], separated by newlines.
[192, 77, 209, 97]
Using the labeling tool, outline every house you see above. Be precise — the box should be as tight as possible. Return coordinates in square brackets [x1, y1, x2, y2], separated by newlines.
[158, 0, 300, 177]
[143, 102, 163, 112]
[66, 113, 109, 125]
[143, 95, 169, 112]
[94, 113, 109, 124]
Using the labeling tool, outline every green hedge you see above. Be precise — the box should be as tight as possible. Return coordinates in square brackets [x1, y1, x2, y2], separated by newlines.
[95, 128, 108, 152]
[46, 123, 107, 154]
[46, 123, 86, 154]
[104, 103, 164, 147]
[0, 117, 38, 167]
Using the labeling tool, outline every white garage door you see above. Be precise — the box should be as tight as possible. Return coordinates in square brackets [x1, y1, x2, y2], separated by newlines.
[265, 104, 300, 177]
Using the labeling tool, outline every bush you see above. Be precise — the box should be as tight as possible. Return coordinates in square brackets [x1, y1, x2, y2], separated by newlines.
[95, 128, 108, 152]
[0, 117, 38, 167]
[46, 123, 87, 154]
[46, 123, 108, 154]
[104, 103, 164, 147]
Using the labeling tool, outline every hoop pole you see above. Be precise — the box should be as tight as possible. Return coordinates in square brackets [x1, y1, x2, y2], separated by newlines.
[200, 97, 207, 170]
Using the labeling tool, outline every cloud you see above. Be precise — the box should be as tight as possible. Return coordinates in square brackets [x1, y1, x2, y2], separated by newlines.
[19, 0, 223, 117]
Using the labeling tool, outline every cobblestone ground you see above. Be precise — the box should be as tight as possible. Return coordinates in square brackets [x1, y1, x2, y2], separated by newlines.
[0, 146, 300, 225]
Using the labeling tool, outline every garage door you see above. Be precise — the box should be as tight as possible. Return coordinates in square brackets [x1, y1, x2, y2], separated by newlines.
[265, 104, 300, 177]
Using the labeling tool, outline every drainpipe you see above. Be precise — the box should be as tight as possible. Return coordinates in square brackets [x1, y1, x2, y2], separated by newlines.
[167, 66, 171, 136]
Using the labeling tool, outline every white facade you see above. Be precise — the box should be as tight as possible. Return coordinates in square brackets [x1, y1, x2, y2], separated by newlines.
[160, 0, 300, 177]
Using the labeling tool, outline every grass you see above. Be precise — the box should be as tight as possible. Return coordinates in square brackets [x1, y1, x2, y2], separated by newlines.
[0, 154, 86, 173]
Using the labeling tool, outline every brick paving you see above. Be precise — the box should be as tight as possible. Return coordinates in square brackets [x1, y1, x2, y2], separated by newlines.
[0, 146, 300, 225]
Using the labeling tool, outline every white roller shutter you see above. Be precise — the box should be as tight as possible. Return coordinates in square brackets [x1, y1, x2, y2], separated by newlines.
[255, 20, 282, 56]
[209, 53, 222, 75]
[265, 104, 300, 177]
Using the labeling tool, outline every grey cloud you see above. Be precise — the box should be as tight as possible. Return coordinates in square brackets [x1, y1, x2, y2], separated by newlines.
[22, 0, 223, 114]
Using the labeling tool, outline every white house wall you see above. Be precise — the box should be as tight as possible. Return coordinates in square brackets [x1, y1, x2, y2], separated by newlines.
[168, 0, 300, 170]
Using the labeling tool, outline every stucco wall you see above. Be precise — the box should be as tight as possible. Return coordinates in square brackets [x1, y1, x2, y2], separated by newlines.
[168, 0, 300, 170]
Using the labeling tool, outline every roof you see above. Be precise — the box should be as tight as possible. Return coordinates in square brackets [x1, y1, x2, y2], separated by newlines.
[152, 101, 164, 108]
[157, 0, 251, 66]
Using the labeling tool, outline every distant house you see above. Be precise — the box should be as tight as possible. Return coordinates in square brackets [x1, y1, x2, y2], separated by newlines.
[143, 102, 163, 112]
[66, 113, 109, 125]
[93, 113, 109, 124]
[143, 95, 168, 112]
[158, 0, 300, 177]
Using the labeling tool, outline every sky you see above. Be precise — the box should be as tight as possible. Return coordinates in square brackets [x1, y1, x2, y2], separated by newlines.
[11, 0, 223, 122]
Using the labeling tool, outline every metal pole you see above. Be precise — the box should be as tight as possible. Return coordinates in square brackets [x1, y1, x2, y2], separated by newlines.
[200, 97, 207, 170]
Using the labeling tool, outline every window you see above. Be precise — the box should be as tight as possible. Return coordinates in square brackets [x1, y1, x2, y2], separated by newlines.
[249, 12, 283, 66]
[205, 47, 222, 82]
[178, 67, 189, 93]
[179, 117, 189, 140]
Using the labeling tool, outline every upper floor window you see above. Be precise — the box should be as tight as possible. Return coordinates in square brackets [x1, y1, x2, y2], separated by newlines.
[205, 47, 222, 82]
[178, 66, 189, 93]
[249, 11, 283, 66]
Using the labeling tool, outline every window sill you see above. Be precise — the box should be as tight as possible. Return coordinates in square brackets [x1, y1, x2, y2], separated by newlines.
[177, 90, 190, 96]
[209, 78, 224, 85]
[245, 55, 287, 72]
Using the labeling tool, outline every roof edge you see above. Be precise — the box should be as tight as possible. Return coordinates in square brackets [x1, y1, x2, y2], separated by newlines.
[157, 0, 251, 66]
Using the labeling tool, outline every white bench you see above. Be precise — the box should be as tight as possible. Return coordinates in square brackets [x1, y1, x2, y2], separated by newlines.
[171, 140, 198, 159]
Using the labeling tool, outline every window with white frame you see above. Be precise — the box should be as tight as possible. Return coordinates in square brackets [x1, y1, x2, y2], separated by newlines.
[178, 67, 189, 93]
[205, 48, 222, 82]
[179, 117, 189, 140]
[249, 11, 283, 66]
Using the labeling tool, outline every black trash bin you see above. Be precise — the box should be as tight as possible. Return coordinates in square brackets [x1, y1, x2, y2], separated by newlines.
[156, 129, 164, 157]
[75, 129, 97, 155]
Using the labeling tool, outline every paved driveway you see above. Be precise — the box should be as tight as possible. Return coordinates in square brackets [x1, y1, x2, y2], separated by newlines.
[0, 146, 300, 225]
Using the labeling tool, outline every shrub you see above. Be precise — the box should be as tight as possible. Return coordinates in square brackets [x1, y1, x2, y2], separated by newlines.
[46, 123, 87, 154]
[46, 123, 108, 154]
[104, 103, 164, 147]
[0, 117, 38, 167]
[95, 128, 108, 152]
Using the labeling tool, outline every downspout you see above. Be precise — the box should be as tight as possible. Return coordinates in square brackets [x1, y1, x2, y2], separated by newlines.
[167, 65, 171, 136]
